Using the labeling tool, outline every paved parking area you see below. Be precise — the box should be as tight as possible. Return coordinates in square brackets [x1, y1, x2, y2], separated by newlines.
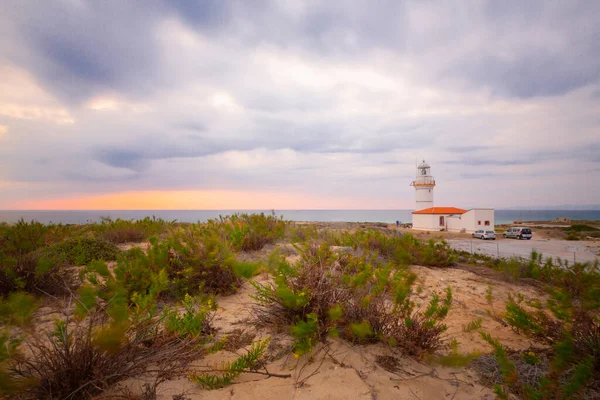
[447, 237, 600, 264]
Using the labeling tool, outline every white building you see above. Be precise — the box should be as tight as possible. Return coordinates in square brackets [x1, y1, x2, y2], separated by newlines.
[410, 161, 494, 233]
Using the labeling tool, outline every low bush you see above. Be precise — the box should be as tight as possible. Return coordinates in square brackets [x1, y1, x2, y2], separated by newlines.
[252, 243, 451, 357]
[339, 230, 456, 268]
[98, 216, 174, 244]
[474, 252, 600, 399]
[0, 296, 213, 399]
[564, 224, 599, 232]
[201, 213, 287, 252]
[0, 292, 39, 327]
[0, 250, 73, 297]
[170, 229, 259, 295]
[43, 237, 120, 265]
[565, 233, 580, 241]
[477, 332, 599, 400]
[83, 231, 258, 302]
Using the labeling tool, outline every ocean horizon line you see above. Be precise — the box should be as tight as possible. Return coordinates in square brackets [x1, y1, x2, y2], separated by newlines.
[2, 208, 599, 212]
[2, 209, 600, 225]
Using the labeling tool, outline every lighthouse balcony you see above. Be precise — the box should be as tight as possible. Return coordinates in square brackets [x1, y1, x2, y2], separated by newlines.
[410, 178, 436, 186]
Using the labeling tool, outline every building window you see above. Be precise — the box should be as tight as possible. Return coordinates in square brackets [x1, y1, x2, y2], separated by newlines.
[439, 216, 445, 226]
[484, 221, 490, 226]
[478, 220, 481, 225]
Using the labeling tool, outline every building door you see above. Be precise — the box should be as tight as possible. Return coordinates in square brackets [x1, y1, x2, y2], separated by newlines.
[439, 216, 444, 226]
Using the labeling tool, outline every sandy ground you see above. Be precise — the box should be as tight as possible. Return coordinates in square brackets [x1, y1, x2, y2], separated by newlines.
[446, 237, 600, 264]
[23, 227, 592, 399]
[102, 260, 546, 400]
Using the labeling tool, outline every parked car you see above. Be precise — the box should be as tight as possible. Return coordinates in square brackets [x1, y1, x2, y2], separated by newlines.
[503, 227, 533, 240]
[472, 229, 496, 240]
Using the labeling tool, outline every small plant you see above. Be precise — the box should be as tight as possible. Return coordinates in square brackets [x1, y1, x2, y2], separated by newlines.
[485, 285, 494, 305]
[164, 294, 217, 338]
[0, 292, 39, 326]
[480, 332, 517, 399]
[191, 338, 271, 389]
[522, 350, 539, 365]
[463, 317, 483, 332]
[431, 339, 480, 367]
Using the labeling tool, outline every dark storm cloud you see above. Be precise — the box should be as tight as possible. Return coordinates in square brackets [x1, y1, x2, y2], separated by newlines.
[445, 141, 600, 168]
[448, 1, 600, 98]
[449, 45, 600, 99]
[1, 1, 164, 103]
[3, 0, 599, 105]
[446, 146, 494, 154]
[163, 0, 234, 30]
[95, 149, 145, 169]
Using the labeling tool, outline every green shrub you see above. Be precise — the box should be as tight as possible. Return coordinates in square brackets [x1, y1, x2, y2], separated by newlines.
[43, 237, 120, 265]
[564, 224, 599, 232]
[565, 233, 580, 241]
[99, 216, 174, 244]
[477, 332, 597, 400]
[340, 229, 414, 266]
[164, 294, 216, 338]
[83, 231, 255, 301]
[0, 249, 73, 297]
[0, 292, 39, 327]
[476, 256, 600, 399]
[202, 213, 287, 252]
[339, 230, 456, 267]
[170, 229, 252, 295]
[0, 220, 52, 258]
[252, 243, 451, 357]
[1, 296, 210, 399]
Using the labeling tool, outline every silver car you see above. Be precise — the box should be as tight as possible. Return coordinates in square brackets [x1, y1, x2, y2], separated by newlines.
[472, 229, 496, 240]
[503, 227, 533, 240]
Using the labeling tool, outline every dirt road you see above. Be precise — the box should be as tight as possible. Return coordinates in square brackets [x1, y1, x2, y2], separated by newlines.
[447, 237, 600, 264]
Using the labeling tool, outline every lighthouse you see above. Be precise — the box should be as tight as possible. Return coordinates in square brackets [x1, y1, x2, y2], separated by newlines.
[410, 160, 495, 233]
[410, 160, 435, 210]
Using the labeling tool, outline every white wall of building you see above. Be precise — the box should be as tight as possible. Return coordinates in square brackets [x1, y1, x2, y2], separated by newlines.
[412, 214, 446, 231]
[446, 215, 463, 232]
[469, 209, 495, 232]
[413, 209, 495, 233]
[445, 209, 495, 233]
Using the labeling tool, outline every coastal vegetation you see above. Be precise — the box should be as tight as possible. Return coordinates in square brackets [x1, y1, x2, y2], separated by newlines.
[0, 215, 598, 398]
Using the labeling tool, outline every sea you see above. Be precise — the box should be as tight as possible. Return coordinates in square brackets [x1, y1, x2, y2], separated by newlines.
[1, 210, 599, 225]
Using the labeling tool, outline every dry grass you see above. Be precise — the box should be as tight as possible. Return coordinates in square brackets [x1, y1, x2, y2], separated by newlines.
[2, 303, 207, 400]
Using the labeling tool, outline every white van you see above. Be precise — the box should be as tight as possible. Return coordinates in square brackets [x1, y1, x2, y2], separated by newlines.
[503, 227, 533, 240]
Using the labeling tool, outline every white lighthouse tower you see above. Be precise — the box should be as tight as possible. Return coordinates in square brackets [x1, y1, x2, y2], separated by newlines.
[410, 160, 435, 210]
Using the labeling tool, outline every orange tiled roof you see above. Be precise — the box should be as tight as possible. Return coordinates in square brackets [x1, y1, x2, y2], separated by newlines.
[412, 207, 467, 215]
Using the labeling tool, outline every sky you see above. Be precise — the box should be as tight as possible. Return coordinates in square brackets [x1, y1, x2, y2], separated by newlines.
[0, 0, 599, 210]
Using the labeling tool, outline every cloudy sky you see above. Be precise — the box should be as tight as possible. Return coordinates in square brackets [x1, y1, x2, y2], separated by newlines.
[0, 0, 598, 210]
